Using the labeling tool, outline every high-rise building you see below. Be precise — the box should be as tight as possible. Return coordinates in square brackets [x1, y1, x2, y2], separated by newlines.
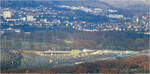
[26, 15, 35, 21]
[136, 18, 139, 23]
[3, 11, 12, 18]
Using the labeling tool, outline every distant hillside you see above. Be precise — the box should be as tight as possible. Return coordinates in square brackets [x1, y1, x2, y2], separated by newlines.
[0, 0, 110, 9]
[100, 0, 149, 8]
[1, 0, 148, 15]
[0, 0, 55, 7]
[100, 0, 149, 12]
